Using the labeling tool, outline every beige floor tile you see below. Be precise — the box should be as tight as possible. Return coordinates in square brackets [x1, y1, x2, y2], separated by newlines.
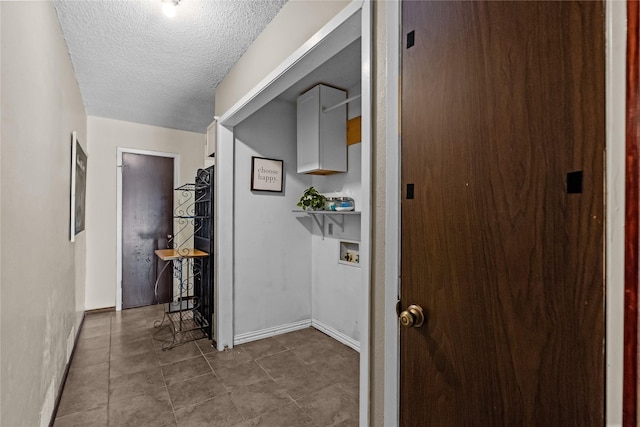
[83, 313, 112, 327]
[228, 379, 293, 419]
[162, 355, 213, 385]
[54, 405, 108, 427]
[310, 351, 359, 385]
[297, 384, 358, 427]
[216, 361, 271, 390]
[109, 351, 160, 378]
[232, 402, 315, 427]
[110, 326, 154, 346]
[167, 373, 228, 409]
[79, 323, 112, 339]
[75, 334, 111, 352]
[156, 341, 203, 365]
[56, 372, 109, 418]
[174, 395, 243, 427]
[205, 347, 253, 372]
[291, 340, 348, 365]
[66, 362, 109, 389]
[256, 351, 334, 400]
[110, 336, 155, 361]
[272, 328, 328, 349]
[238, 338, 287, 360]
[109, 365, 166, 403]
[194, 337, 216, 354]
[254, 349, 301, 374]
[108, 386, 176, 426]
[110, 317, 150, 334]
[59, 305, 358, 427]
[69, 346, 111, 369]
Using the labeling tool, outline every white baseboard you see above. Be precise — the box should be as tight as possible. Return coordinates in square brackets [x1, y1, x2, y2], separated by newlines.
[233, 319, 312, 345]
[233, 318, 361, 353]
[312, 318, 360, 352]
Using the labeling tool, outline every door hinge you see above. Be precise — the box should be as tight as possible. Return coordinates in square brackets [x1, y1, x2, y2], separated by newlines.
[407, 30, 415, 49]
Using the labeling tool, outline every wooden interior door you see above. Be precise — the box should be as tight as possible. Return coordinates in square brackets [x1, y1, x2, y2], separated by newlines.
[400, 1, 605, 425]
[122, 153, 174, 309]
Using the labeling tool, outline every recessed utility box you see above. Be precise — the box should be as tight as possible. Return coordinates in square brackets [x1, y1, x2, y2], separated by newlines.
[296, 84, 347, 175]
[339, 240, 360, 266]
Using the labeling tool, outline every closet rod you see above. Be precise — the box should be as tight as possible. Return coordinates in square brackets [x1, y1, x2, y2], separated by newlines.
[323, 94, 361, 113]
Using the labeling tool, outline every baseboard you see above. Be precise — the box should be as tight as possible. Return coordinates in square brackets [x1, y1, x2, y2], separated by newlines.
[48, 312, 86, 427]
[234, 319, 312, 345]
[311, 318, 360, 352]
[232, 318, 360, 353]
[85, 306, 115, 314]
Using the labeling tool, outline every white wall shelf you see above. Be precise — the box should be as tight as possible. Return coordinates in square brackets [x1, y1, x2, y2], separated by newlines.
[292, 209, 361, 239]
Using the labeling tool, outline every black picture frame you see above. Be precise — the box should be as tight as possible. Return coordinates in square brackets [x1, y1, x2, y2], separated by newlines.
[70, 131, 87, 241]
[251, 156, 283, 192]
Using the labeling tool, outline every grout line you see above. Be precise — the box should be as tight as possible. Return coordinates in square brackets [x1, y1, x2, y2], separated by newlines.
[167, 381, 180, 426]
[106, 311, 113, 426]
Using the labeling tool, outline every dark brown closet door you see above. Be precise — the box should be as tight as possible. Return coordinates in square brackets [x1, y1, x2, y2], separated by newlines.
[122, 153, 174, 309]
[400, 1, 605, 425]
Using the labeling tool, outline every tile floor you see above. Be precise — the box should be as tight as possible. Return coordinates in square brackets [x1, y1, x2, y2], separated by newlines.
[53, 304, 359, 427]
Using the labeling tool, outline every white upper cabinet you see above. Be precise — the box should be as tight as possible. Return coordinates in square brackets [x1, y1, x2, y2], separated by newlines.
[205, 119, 216, 166]
[297, 84, 347, 175]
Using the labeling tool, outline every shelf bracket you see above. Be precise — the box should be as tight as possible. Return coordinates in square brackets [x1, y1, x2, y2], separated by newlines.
[324, 213, 345, 232]
[311, 214, 325, 239]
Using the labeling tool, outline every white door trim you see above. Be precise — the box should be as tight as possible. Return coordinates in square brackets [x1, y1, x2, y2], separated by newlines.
[604, 1, 626, 424]
[116, 147, 180, 311]
[383, 1, 627, 425]
[383, 1, 401, 426]
[215, 1, 371, 425]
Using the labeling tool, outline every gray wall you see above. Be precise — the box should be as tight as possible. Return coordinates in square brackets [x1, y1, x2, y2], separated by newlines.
[233, 100, 313, 338]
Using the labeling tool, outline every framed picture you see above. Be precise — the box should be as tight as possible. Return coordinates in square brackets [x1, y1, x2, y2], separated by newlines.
[70, 131, 87, 242]
[251, 156, 283, 192]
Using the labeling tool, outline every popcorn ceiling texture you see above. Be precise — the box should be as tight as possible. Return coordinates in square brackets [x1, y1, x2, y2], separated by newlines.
[54, 0, 287, 133]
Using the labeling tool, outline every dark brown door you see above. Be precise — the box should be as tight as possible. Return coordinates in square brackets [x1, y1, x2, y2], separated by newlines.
[400, 1, 605, 425]
[122, 153, 174, 309]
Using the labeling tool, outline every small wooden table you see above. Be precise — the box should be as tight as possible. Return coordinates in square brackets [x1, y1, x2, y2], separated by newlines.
[153, 248, 209, 349]
[154, 248, 209, 261]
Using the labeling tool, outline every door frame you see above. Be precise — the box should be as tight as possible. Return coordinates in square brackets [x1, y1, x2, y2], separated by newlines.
[382, 0, 627, 424]
[116, 147, 180, 311]
[215, 1, 371, 424]
[624, 1, 639, 423]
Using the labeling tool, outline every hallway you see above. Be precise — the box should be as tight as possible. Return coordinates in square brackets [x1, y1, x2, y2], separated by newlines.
[54, 306, 359, 426]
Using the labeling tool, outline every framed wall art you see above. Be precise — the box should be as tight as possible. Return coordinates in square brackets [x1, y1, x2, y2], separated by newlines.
[251, 156, 283, 192]
[70, 131, 87, 242]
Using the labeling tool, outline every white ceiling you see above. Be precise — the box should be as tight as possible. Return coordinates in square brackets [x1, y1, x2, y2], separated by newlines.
[276, 38, 361, 103]
[54, 0, 287, 133]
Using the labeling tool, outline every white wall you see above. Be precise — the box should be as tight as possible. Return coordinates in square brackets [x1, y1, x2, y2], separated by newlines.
[311, 143, 362, 346]
[86, 116, 205, 310]
[233, 100, 313, 339]
[232, 99, 362, 347]
[1, 2, 87, 425]
[215, 0, 351, 116]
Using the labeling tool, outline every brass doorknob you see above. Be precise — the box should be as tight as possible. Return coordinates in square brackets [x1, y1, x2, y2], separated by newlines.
[399, 304, 425, 328]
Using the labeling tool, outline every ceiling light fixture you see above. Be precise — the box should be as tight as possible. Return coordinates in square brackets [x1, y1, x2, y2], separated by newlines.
[162, 0, 180, 18]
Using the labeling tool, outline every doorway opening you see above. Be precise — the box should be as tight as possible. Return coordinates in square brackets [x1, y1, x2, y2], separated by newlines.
[215, 2, 372, 424]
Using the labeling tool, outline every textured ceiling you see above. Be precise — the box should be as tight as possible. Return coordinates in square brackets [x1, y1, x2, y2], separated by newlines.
[54, 0, 287, 133]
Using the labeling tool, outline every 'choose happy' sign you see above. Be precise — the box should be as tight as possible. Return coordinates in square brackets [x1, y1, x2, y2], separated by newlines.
[251, 157, 283, 192]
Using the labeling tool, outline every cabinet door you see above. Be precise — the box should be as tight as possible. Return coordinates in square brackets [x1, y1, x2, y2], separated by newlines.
[318, 85, 347, 173]
[297, 86, 321, 173]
